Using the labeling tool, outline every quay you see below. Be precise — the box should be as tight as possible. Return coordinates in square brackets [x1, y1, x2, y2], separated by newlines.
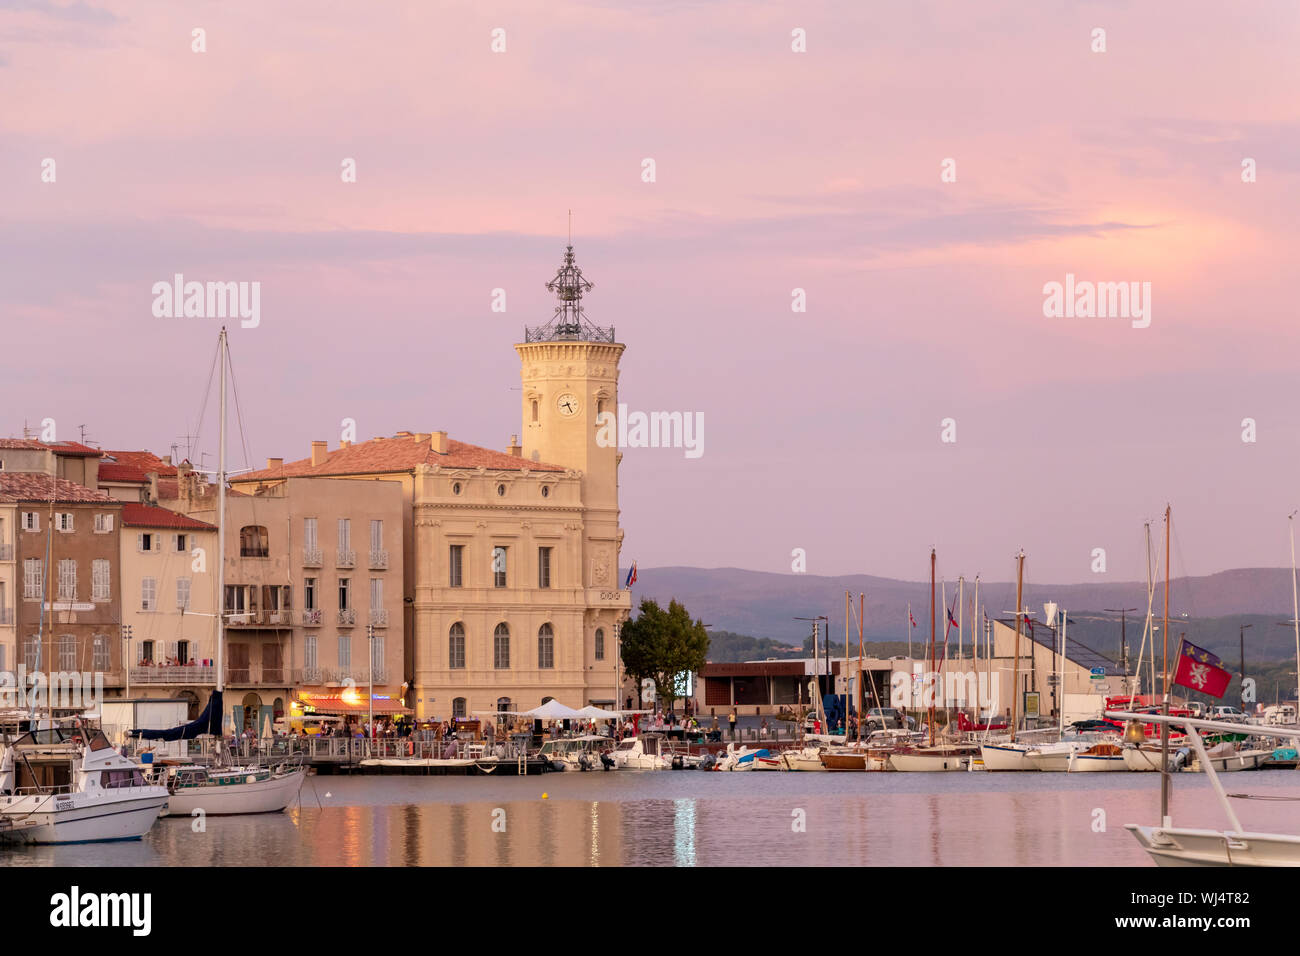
[122, 727, 802, 776]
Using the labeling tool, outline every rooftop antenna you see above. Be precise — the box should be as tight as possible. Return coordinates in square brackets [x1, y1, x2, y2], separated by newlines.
[78, 424, 89, 444]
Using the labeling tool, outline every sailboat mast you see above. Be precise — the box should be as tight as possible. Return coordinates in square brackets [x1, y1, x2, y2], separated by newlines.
[843, 591, 849, 738]
[1160, 505, 1171, 823]
[1289, 513, 1300, 719]
[929, 549, 936, 748]
[973, 576, 980, 720]
[1011, 551, 1024, 743]
[216, 329, 227, 706]
[857, 592, 864, 743]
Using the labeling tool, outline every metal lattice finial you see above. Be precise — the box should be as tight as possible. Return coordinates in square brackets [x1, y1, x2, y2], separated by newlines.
[524, 240, 615, 343]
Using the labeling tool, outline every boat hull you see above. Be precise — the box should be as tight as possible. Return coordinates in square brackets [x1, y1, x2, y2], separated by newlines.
[0, 789, 169, 844]
[1068, 753, 1128, 771]
[160, 768, 306, 817]
[889, 752, 969, 772]
[1126, 824, 1300, 867]
[980, 744, 1031, 771]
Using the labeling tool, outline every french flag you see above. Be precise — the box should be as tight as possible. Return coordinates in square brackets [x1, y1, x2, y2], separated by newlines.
[625, 562, 637, 588]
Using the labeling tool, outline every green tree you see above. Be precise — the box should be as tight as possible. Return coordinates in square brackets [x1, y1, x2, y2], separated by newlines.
[620, 598, 710, 710]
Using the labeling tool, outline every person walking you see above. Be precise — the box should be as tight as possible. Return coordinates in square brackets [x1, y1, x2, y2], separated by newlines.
[728, 707, 737, 739]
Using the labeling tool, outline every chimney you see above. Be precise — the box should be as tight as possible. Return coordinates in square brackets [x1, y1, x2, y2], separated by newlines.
[508, 435, 522, 457]
[267, 457, 283, 471]
[430, 431, 447, 454]
[163, 455, 172, 465]
[147, 471, 159, 504]
[311, 441, 328, 466]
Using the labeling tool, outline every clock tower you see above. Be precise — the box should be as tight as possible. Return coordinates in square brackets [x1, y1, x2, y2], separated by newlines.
[515, 244, 624, 519]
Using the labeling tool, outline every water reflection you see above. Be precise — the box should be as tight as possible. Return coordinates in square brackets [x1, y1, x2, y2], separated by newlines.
[4, 771, 1296, 867]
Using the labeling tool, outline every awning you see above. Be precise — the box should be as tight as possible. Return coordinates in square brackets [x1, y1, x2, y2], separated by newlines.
[294, 694, 412, 716]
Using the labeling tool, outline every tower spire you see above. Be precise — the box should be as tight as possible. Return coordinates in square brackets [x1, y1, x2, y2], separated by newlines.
[524, 238, 614, 343]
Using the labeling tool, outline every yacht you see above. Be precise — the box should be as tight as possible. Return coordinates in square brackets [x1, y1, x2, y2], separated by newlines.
[152, 759, 306, 816]
[610, 733, 671, 770]
[0, 720, 169, 844]
[538, 735, 613, 772]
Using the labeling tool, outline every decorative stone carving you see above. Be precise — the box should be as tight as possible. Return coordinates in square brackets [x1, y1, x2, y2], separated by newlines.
[592, 548, 612, 585]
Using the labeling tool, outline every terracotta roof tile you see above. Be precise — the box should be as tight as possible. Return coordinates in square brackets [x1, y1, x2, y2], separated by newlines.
[121, 502, 215, 530]
[0, 474, 117, 504]
[98, 450, 180, 484]
[239, 434, 566, 481]
[0, 438, 48, 451]
[45, 441, 102, 458]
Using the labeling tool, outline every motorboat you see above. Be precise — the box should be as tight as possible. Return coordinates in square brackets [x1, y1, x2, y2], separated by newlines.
[537, 736, 613, 772]
[0, 720, 169, 844]
[610, 733, 671, 770]
[779, 746, 828, 771]
[713, 744, 770, 771]
[1023, 738, 1105, 772]
[980, 741, 1033, 771]
[1186, 744, 1271, 774]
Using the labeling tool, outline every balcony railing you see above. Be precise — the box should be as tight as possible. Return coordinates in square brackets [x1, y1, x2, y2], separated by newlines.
[0, 609, 13, 626]
[302, 547, 323, 567]
[0, 543, 13, 561]
[129, 664, 215, 685]
[224, 666, 289, 686]
[296, 667, 324, 685]
[302, 608, 323, 626]
[368, 608, 389, 628]
[267, 611, 292, 626]
[369, 549, 388, 569]
[336, 549, 355, 568]
[337, 608, 356, 626]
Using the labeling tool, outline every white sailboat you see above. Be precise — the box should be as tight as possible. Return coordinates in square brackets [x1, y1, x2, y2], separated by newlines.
[135, 328, 305, 815]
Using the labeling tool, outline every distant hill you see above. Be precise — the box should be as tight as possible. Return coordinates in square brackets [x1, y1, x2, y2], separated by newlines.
[627, 566, 1300, 664]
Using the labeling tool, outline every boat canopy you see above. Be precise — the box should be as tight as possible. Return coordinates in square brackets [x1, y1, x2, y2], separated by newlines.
[133, 690, 223, 741]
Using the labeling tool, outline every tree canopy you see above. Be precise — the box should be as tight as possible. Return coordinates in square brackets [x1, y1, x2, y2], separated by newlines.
[619, 598, 710, 709]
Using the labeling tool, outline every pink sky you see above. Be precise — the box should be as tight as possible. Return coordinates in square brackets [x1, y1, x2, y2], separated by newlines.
[2, 0, 1299, 584]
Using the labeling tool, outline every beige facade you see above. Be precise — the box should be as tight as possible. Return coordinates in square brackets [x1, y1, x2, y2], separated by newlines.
[234, 247, 634, 721]
[118, 505, 218, 716]
[0, 503, 16, 673]
[173, 472, 406, 730]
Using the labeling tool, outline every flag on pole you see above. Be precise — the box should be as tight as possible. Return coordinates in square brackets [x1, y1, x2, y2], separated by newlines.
[908, 610, 917, 628]
[625, 562, 637, 588]
[1172, 639, 1231, 699]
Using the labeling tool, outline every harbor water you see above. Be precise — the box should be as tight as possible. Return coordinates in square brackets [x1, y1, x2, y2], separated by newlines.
[4, 770, 1298, 867]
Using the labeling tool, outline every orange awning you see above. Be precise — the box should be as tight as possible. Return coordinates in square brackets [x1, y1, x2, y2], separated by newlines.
[295, 694, 412, 716]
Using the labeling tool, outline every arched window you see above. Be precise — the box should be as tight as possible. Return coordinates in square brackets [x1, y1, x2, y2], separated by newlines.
[531, 400, 539, 422]
[448, 622, 465, 669]
[452, 697, 467, 719]
[494, 623, 510, 669]
[239, 525, 268, 557]
[595, 627, 605, 661]
[538, 623, 554, 670]
[497, 697, 513, 720]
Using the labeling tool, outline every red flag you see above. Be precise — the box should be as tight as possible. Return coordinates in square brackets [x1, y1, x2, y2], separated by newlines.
[909, 611, 917, 628]
[1172, 639, 1231, 699]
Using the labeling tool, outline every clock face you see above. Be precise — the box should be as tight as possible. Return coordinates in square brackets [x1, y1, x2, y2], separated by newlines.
[556, 392, 581, 417]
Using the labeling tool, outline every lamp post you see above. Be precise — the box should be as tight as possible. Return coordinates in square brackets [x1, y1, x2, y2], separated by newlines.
[367, 623, 375, 752]
[122, 624, 133, 698]
[1239, 623, 1253, 711]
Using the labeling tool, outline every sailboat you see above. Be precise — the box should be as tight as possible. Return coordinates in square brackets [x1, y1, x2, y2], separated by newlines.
[0, 488, 169, 844]
[980, 551, 1038, 771]
[133, 328, 306, 815]
[890, 550, 977, 771]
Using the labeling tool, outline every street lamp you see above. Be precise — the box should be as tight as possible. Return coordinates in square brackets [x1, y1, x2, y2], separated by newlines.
[122, 624, 133, 698]
[367, 623, 375, 752]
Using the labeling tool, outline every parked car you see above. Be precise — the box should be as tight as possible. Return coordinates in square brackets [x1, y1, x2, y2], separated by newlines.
[1208, 705, 1248, 723]
[863, 708, 913, 733]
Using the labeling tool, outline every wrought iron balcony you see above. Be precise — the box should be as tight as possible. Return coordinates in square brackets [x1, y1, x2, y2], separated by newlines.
[336, 549, 355, 569]
[0, 543, 13, 562]
[302, 547, 323, 567]
[368, 608, 388, 627]
[369, 549, 388, 569]
[337, 608, 356, 626]
[130, 664, 215, 685]
[302, 608, 323, 626]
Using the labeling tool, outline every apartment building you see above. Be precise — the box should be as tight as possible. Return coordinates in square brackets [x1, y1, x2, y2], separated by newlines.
[0, 473, 124, 690]
[163, 469, 405, 732]
[118, 502, 218, 717]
